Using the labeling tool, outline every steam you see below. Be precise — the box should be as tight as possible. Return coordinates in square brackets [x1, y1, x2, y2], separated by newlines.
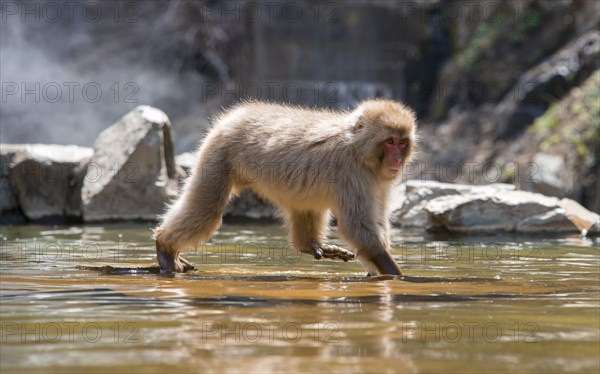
[0, 1, 215, 152]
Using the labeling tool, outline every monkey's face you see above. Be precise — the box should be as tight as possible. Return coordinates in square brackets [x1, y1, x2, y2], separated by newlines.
[350, 99, 417, 180]
[353, 124, 415, 180]
[382, 135, 410, 175]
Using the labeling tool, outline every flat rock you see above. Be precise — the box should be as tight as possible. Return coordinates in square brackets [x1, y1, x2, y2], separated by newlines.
[3, 144, 92, 221]
[391, 181, 515, 228]
[392, 181, 598, 235]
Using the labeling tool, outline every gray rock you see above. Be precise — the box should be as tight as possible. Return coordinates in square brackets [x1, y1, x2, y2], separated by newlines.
[515, 208, 577, 233]
[176, 152, 197, 175]
[424, 190, 575, 233]
[530, 153, 566, 197]
[392, 181, 598, 234]
[1, 145, 21, 215]
[175, 151, 197, 184]
[1, 145, 26, 223]
[81, 106, 178, 222]
[4, 144, 93, 221]
[559, 198, 600, 235]
[391, 181, 515, 228]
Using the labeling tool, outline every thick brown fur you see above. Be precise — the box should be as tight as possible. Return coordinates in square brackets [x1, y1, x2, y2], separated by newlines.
[154, 99, 417, 275]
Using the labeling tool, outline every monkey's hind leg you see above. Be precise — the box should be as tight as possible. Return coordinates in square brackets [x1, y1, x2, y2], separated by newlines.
[154, 155, 233, 273]
[154, 227, 195, 273]
[289, 211, 355, 262]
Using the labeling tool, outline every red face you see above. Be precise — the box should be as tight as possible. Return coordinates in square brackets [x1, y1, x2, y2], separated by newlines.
[383, 136, 408, 171]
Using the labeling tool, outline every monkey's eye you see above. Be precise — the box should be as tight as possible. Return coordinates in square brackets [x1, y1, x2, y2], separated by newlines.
[385, 138, 394, 144]
[399, 138, 408, 145]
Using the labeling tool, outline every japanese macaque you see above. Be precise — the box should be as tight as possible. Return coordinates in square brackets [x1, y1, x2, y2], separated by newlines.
[154, 99, 417, 276]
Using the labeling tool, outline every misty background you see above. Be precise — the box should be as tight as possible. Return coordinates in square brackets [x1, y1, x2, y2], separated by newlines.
[1, 1, 240, 151]
[1, 0, 451, 151]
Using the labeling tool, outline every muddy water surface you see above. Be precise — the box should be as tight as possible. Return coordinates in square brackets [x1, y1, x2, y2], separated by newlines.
[1, 223, 599, 373]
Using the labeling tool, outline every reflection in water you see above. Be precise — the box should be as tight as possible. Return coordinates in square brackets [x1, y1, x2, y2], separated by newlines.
[0, 223, 599, 373]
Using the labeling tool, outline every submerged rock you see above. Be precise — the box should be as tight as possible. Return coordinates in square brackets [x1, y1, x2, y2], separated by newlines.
[81, 106, 179, 221]
[3, 144, 92, 221]
[392, 181, 599, 235]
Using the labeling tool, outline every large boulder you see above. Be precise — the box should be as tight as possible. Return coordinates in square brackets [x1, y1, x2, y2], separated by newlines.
[3, 144, 93, 222]
[81, 106, 179, 221]
[392, 181, 599, 235]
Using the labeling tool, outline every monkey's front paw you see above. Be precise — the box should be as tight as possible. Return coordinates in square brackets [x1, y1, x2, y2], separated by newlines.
[157, 250, 195, 274]
[174, 255, 195, 273]
[313, 244, 355, 262]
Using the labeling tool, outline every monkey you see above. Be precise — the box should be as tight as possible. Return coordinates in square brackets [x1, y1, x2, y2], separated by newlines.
[154, 99, 417, 276]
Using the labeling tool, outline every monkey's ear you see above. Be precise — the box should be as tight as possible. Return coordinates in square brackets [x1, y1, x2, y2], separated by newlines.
[352, 116, 365, 134]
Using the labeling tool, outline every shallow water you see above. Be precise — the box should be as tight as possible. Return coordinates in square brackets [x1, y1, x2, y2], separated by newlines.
[1, 223, 599, 373]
